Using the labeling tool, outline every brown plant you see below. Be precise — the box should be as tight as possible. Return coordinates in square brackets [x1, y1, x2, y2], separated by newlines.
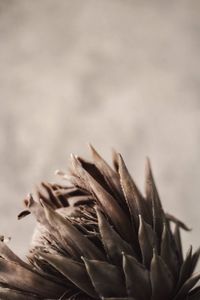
[0, 146, 199, 300]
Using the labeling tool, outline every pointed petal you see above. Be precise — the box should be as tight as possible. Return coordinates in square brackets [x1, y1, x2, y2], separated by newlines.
[89, 145, 123, 200]
[77, 156, 111, 194]
[145, 158, 164, 241]
[40, 252, 97, 298]
[174, 224, 183, 264]
[96, 207, 136, 265]
[161, 222, 179, 279]
[118, 154, 151, 228]
[123, 253, 151, 300]
[70, 154, 93, 192]
[138, 214, 155, 267]
[145, 158, 160, 204]
[111, 148, 119, 172]
[83, 257, 126, 298]
[150, 250, 174, 300]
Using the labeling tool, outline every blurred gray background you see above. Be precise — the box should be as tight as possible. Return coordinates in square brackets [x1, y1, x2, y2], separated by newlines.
[0, 0, 200, 270]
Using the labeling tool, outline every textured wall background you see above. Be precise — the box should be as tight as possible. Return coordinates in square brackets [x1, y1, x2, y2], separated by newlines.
[0, 0, 200, 271]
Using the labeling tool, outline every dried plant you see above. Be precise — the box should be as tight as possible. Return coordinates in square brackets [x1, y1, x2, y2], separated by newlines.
[0, 146, 199, 299]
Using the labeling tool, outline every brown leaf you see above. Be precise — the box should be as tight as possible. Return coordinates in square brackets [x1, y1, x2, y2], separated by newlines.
[138, 214, 155, 267]
[150, 250, 174, 300]
[40, 252, 97, 298]
[123, 253, 151, 300]
[96, 206, 136, 265]
[83, 257, 126, 298]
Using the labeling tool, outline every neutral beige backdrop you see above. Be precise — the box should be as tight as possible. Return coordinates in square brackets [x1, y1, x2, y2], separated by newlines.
[0, 1, 200, 271]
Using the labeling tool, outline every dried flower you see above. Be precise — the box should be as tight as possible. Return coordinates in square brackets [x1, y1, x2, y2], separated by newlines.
[0, 146, 199, 299]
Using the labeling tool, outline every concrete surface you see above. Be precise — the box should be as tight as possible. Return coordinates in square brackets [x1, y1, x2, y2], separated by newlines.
[0, 0, 200, 271]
